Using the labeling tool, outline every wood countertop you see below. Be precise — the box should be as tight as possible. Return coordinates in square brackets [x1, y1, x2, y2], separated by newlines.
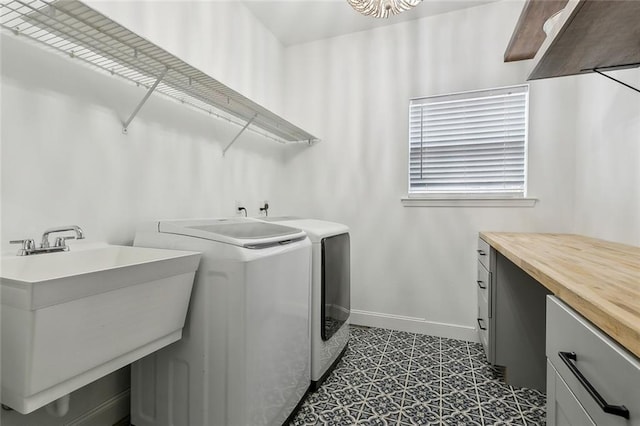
[479, 232, 640, 359]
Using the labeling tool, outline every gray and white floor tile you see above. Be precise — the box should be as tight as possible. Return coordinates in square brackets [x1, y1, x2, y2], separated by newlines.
[290, 326, 546, 425]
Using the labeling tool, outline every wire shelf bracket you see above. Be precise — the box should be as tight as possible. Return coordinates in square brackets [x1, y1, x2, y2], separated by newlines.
[122, 67, 168, 134]
[223, 113, 258, 156]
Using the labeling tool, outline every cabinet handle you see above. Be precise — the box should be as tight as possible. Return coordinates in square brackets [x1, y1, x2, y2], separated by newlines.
[477, 280, 487, 289]
[477, 318, 487, 331]
[477, 249, 486, 256]
[558, 351, 630, 419]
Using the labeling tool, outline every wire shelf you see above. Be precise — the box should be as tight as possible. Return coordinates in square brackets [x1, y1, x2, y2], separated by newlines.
[1, 0, 319, 145]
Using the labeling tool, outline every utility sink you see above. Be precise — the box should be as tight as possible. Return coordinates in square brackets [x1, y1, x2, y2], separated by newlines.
[1, 244, 201, 414]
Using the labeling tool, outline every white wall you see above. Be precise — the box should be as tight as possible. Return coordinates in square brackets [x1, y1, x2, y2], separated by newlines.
[280, 0, 579, 339]
[573, 69, 640, 245]
[1, 1, 287, 424]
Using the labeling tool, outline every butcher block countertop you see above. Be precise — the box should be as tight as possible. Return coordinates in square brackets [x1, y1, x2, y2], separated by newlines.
[479, 232, 640, 359]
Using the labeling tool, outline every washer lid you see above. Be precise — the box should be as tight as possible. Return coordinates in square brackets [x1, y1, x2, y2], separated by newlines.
[261, 216, 302, 222]
[157, 218, 306, 248]
[259, 218, 349, 242]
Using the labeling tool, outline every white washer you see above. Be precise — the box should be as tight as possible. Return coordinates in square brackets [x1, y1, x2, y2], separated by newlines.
[262, 217, 350, 389]
[130, 218, 311, 426]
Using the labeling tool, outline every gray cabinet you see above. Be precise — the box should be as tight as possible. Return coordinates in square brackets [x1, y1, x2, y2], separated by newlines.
[476, 238, 493, 363]
[546, 296, 640, 426]
[476, 235, 551, 391]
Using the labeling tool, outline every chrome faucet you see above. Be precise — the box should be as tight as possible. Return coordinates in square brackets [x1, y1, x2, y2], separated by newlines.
[41, 225, 85, 248]
[10, 225, 85, 256]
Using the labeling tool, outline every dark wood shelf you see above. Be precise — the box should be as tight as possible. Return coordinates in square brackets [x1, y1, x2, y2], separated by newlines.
[529, 0, 640, 80]
[504, 0, 568, 63]
[505, 0, 640, 81]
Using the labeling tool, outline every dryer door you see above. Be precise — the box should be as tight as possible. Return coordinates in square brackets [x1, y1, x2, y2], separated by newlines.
[321, 233, 350, 341]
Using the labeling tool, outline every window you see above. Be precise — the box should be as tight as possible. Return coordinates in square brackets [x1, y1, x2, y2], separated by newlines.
[408, 85, 529, 198]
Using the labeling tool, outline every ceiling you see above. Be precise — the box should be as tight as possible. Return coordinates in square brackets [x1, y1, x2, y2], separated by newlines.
[242, 0, 497, 46]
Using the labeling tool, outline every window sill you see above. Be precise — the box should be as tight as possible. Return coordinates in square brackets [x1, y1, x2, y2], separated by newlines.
[401, 196, 538, 207]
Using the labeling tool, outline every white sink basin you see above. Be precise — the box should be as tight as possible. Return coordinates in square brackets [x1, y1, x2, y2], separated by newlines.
[1, 245, 201, 414]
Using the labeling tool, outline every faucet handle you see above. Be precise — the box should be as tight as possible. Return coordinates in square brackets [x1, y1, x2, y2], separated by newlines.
[10, 239, 35, 248]
[10, 239, 35, 255]
[53, 236, 75, 248]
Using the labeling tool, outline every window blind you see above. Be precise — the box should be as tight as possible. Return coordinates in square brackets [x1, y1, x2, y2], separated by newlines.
[408, 85, 529, 196]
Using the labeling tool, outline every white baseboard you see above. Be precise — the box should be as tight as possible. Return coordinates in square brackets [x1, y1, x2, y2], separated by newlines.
[66, 389, 130, 426]
[350, 310, 479, 343]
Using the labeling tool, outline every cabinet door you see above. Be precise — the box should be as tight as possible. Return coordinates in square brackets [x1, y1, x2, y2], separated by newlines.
[477, 237, 492, 270]
[547, 360, 596, 426]
[476, 261, 490, 317]
[476, 255, 492, 363]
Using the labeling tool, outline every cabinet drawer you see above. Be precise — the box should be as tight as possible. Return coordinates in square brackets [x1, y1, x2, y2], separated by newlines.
[477, 291, 489, 358]
[476, 261, 491, 317]
[547, 296, 640, 425]
[477, 237, 491, 270]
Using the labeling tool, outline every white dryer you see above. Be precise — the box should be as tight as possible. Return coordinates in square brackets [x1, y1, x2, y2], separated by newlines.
[130, 218, 311, 426]
[262, 217, 350, 389]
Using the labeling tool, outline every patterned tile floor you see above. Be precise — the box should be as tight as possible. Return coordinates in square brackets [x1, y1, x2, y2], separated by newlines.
[290, 326, 546, 426]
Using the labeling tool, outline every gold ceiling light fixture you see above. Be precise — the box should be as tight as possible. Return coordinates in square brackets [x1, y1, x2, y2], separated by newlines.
[347, 0, 422, 18]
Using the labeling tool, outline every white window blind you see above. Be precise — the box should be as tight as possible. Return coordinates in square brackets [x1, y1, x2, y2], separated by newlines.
[408, 85, 529, 196]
